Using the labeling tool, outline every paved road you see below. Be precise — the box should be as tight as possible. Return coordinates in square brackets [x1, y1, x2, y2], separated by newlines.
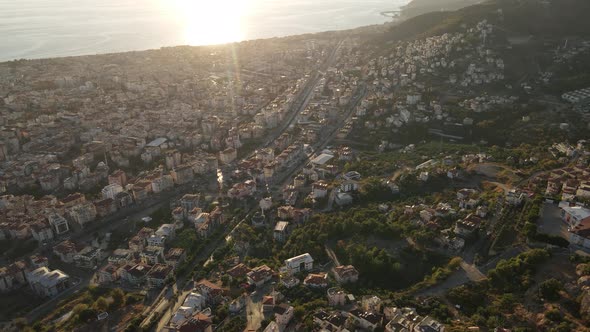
[275, 82, 367, 190]
[142, 44, 346, 330]
[416, 246, 526, 297]
[154, 216, 250, 331]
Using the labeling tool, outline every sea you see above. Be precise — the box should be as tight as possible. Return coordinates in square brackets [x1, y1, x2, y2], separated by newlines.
[0, 0, 409, 62]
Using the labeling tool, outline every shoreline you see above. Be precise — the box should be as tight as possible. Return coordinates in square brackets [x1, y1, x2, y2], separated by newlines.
[0, 19, 405, 64]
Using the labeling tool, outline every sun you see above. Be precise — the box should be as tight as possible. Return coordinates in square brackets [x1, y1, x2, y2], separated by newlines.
[168, 0, 248, 45]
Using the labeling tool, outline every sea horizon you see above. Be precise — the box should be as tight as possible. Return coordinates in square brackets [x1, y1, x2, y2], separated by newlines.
[0, 0, 409, 62]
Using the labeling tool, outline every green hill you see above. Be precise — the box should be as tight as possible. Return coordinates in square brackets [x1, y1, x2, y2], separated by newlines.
[378, 0, 590, 43]
[401, 0, 486, 19]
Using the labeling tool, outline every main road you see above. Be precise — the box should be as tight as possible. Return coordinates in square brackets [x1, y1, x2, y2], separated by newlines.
[148, 41, 345, 331]
[274, 82, 368, 190]
[250, 40, 344, 156]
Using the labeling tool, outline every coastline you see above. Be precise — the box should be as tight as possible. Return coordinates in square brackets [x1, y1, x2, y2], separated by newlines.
[0, 1, 410, 63]
[0, 20, 404, 64]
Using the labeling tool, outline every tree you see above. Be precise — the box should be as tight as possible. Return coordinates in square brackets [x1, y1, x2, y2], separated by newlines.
[78, 307, 98, 322]
[221, 275, 230, 287]
[111, 288, 125, 309]
[13, 318, 28, 330]
[94, 296, 109, 312]
[539, 278, 563, 302]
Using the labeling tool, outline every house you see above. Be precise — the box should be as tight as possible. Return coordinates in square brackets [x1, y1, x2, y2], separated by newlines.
[0, 261, 28, 293]
[283, 253, 313, 275]
[147, 234, 167, 248]
[98, 263, 120, 284]
[30, 221, 54, 243]
[280, 276, 300, 289]
[140, 246, 164, 265]
[108, 248, 133, 265]
[180, 194, 201, 216]
[312, 181, 329, 199]
[47, 213, 69, 235]
[74, 246, 104, 268]
[457, 188, 478, 201]
[384, 307, 430, 332]
[177, 312, 213, 332]
[229, 294, 247, 314]
[156, 223, 176, 240]
[101, 183, 123, 200]
[66, 202, 97, 227]
[0, 267, 16, 293]
[30, 255, 49, 269]
[61, 192, 86, 207]
[171, 165, 194, 185]
[26, 267, 69, 297]
[454, 214, 482, 237]
[165, 248, 187, 268]
[505, 189, 525, 206]
[340, 180, 359, 193]
[274, 221, 289, 242]
[147, 264, 174, 288]
[262, 295, 278, 313]
[121, 263, 152, 286]
[348, 309, 383, 331]
[195, 279, 224, 305]
[304, 273, 328, 288]
[115, 191, 134, 208]
[333, 265, 359, 284]
[362, 295, 383, 313]
[560, 203, 590, 228]
[419, 209, 436, 223]
[447, 168, 462, 179]
[247, 265, 273, 287]
[108, 169, 127, 186]
[129, 235, 147, 252]
[335, 192, 353, 206]
[576, 181, 590, 199]
[226, 263, 251, 281]
[263, 321, 280, 332]
[219, 148, 237, 165]
[387, 180, 400, 194]
[7, 223, 30, 240]
[414, 316, 445, 332]
[418, 172, 429, 182]
[196, 219, 215, 238]
[273, 303, 294, 328]
[313, 311, 350, 332]
[251, 211, 266, 227]
[183, 292, 205, 312]
[53, 240, 83, 263]
[327, 287, 347, 306]
[569, 220, 590, 249]
[94, 198, 117, 217]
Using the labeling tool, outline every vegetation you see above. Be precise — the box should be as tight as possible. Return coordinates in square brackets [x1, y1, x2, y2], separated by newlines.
[0, 239, 38, 261]
[487, 249, 550, 292]
[539, 278, 563, 302]
[36, 286, 145, 331]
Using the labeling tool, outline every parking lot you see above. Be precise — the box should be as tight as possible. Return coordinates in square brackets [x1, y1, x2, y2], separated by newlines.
[538, 202, 569, 239]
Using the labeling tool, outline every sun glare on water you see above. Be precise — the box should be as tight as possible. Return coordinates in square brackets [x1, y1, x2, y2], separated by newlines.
[167, 0, 249, 45]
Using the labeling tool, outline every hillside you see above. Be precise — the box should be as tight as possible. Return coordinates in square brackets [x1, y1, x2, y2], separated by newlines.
[378, 0, 590, 43]
[401, 0, 486, 19]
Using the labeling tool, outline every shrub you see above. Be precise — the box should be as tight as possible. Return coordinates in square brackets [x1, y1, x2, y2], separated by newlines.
[544, 308, 562, 322]
[78, 307, 98, 322]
